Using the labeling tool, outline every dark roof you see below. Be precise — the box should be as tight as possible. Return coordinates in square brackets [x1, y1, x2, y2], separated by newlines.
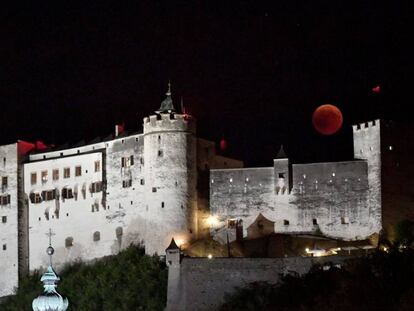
[276, 145, 287, 159]
[166, 238, 180, 251]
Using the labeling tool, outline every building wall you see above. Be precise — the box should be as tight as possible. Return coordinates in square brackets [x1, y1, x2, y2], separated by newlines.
[0, 143, 19, 297]
[166, 256, 347, 311]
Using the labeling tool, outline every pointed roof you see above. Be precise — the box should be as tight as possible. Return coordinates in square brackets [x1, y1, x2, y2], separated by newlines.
[276, 145, 287, 159]
[156, 81, 175, 113]
[166, 238, 180, 251]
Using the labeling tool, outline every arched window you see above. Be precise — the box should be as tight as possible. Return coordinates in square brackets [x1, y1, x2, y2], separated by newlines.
[93, 231, 100, 242]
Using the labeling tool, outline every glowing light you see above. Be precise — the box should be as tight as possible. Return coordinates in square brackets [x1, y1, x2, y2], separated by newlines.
[207, 254, 213, 259]
[372, 85, 381, 93]
[207, 215, 219, 227]
[305, 248, 310, 253]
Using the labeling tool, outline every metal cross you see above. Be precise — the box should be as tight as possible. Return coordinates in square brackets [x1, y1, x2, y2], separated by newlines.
[45, 228, 56, 265]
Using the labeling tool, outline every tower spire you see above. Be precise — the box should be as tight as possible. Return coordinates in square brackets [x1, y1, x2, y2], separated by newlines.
[156, 81, 175, 113]
[32, 228, 69, 311]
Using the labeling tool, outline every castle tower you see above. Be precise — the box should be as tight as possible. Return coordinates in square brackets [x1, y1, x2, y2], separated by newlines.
[143, 83, 197, 255]
[352, 120, 382, 236]
[274, 145, 291, 194]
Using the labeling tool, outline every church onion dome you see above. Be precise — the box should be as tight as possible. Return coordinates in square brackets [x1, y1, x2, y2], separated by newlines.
[32, 266, 69, 311]
[156, 81, 175, 113]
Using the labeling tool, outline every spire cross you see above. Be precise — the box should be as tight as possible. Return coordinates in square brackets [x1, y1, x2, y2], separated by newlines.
[166, 80, 172, 96]
[46, 228, 56, 266]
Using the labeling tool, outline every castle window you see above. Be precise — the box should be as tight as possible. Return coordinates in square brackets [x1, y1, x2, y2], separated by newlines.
[370, 146, 373, 151]
[65, 237, 74, 248]
[53, 169, 59, 181]
[116, 227, 123, 238]
[91, 181, 103, 193]
[140, 179, 145, 185]
[314, 180, 318, 190]
[341, 217, 349, 224]
[75, 166, 82, 177]
[161, 202, 165, 208]
[158, 150, 163, 157]
[152, 187, 157, 192]
[278, 173, 285, 178]
[64, 168, 70, 178]
[130, 155, 134, 165]
[313, 218, 318, 225]
[283, 220, 290, 226]
[41, 171, 48, 183]
[3, 157, 5, 167]
[93, 231, 100, 242]
[158, 135, 161, 142]
[332, 172, 336, 177]
[94, 161, 101, 172]
[31, 172, 37, 185]
[42, 189, 56, 201]
[211, 179, 214, 184]
[122, 179, 132, 188]
[245, 177, 249, 182]
[121, 156, 131, 168]
[229, 178, 233, 183]
[62, 188, 74, 199]
[60, 152, 63, 156]
[0, 194, 11, 205]
[389, 146, 393, 151]
[30, 193, 42, 204]
[2, 244, 6, 251]
[303, 174, 306, 179]
[1, 216, 6, 223]
[1, 176, 7, 189]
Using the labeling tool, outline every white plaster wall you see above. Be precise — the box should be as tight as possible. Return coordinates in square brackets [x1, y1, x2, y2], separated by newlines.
[143, 114, 197, 254]
[24, 152, 108, 271]
[0, 143, 19, 297]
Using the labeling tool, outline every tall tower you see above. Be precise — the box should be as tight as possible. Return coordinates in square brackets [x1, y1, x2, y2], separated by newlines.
[352, 120, 382, 236]
[143, 83, 197, 255]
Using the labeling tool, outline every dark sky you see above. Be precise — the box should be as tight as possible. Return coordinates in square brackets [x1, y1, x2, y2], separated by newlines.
[0, 1, 409, 166]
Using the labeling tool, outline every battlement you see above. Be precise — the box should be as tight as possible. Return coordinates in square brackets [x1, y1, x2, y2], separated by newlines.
[143, 113, 196, 134]
[352, 119, 381, 132]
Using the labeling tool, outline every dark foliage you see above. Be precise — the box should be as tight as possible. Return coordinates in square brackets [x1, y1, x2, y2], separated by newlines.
[220, 249, 414, 311]
[1, 245, 167, 311]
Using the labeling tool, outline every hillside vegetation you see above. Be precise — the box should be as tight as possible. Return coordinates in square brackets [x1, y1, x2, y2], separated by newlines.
[1, 245, 167, 311]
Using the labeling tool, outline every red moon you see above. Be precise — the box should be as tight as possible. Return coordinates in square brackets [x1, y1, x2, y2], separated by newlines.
[312, 104, 343, 135]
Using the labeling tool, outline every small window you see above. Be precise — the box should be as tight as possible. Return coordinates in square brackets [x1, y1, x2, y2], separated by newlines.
[41, 171, 48, 183]
[122, 179, 132, 188]
[31, 172, 37, 185]
[158, 135, 161, 142]
[116, 227, 123, 238]
[0, 195, 11, 205]
[161, 202, 165, 208]
[313, 218, 318, 225]
[140, 179, 145, 185]
[130, 155, 134, 165]
[75, 166, 82, 177]
[93, 231, 100, 242]
[64, 168, 70, 178]
[91, 181, 103, 193]
[283, 220, 290, 226]
[341, 217, 349, 224]
[140, 157, 144, 165]
[65, 237, 74, 248]
[278, 173, 285, 178]
[52, 169, 59, 181]
[1, 176, 7, 188]
[2, 244, 6, 251]
[1, 216, 7, 223]
[158, 150, 163, 157]
[94, 161, 101, 172]
[152, 187, 157, 192]
[30, 193, 42, 204]
[121, 156, 131, 168]
[62, 188, 74, 199]
[41, 189, 56, 201]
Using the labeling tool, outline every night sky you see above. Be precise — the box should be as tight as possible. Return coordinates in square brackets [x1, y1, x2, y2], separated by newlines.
[0, 2, 409, 166]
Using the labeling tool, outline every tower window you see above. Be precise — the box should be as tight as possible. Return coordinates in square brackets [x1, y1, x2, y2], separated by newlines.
[122, 179, 132, 188]
[158, 150, 163, 157]
[341, 217, 349, 224]
[65, 237, 74, 248]
[1, 216, 6, 223]
[313, 218, 318, 225]
[130, 155, 134, 165]
[64, 168, 70, 178]
[31, 172, 37, 185]
[1, 176, 7, 188]
[161, 202, 165, 208]
[94, 161, 101, 172]
[158, 135, 161, 142]
[283, 220, 290, 226]
[152, 187, 157, 192]
[93, 231, 100, 242]
[53, 169, 59, 181]
[140, 179, 145, 185]
[2, 244, 6, 251]
[278, 173, 285, 178]
[75, 166, 82, 177]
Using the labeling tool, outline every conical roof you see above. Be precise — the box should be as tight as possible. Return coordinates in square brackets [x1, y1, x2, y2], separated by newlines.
[166, 238, 180, 251]
[276, 145, 287, 159]
[156, 82, 175, 113]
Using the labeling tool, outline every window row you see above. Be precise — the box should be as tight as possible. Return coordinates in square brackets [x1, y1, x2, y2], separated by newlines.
[30, 161, 101, 185]
[0, 194, 10, 205]
[65, 227, 123, 247]
[29, 182, 103, 204]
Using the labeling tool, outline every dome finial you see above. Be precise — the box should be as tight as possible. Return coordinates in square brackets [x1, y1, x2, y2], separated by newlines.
[156, 81, 175, 113]
[32, 228, 69, 311]
[166, 80, 171, 96]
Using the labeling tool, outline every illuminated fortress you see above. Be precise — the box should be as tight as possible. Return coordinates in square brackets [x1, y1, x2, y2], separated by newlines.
[1, 85, 410, 298]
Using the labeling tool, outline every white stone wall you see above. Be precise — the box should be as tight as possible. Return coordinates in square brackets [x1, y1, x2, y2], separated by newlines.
[24, 152, 107, 271]
[143, 114, 197, 254]
[0, 143, 19, 297]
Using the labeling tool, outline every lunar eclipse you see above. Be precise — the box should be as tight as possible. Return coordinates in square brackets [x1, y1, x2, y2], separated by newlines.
[312, 104, 343, 135]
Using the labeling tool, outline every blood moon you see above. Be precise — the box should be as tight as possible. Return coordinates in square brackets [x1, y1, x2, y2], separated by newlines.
[312, 104, 343, 135]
